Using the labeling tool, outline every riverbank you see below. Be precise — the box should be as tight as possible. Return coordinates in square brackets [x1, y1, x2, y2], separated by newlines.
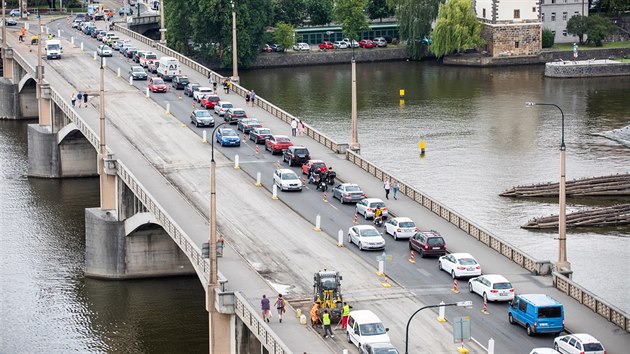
[443, 47, 630, 66]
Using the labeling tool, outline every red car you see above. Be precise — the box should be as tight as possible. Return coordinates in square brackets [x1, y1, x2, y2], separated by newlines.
[359, 39, 375, 49]
[201, 94, 220, 109]
[301, 159, 328, 175]
[319, 41, 334, 50]
[148, 77, 167, 93]
[265, 135, 293, 155]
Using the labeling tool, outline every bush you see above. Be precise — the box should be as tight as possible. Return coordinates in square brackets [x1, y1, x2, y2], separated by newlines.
[542, 28, 555, 48]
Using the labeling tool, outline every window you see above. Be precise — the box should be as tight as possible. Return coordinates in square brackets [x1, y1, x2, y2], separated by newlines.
[563, 12, 567, 20]
[540, 0, 544, 3]
[515, 41, 520, 48]
[483, 8, 486, 18]
[574, 11, 580, 16]
[514, 9, 520, 19]
[563, 30, 568, 36]
[532, 7, 536, 12]
[519, 301, 527, 312]
[551, 12, 556, 21]
[552, 31, 556, 35]
[542, 13, 545, 21]
[551, 0, 556, 3]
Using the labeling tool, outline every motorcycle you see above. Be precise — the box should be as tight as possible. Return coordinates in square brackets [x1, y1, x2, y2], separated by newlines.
[316, 179, 328, 192]
[373, 216, 383, 227]
[326, 171, 336, 185]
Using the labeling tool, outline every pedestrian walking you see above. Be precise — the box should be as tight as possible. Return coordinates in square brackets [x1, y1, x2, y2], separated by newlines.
[261, 295, 271, 323]
[298, 120, 305, 136]
[82, 92, 88, 107]
[20, 27, 26, 42]
[341, 302, 352, 329]
[384, 178, 391, 200]
[291, 118, 297, 137]
[250, 90, 256, 107]
[217, 234, 225, 256]
[392, 180, 398, 200]
[76, 91, 83, 108]
[309, 302, 320, 328]
[273, 293, 286, 323]
[207, 72, 212, 84]
[71, 91, 76, 107]
[245, 92, 250, 105]
[212, 80, 217, 92]
[226, 80, 232, 93]
[322, 310, 333, 338]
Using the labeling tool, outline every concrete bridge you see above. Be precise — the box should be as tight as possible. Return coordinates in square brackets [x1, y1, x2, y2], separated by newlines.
[2, 16, 629, 354]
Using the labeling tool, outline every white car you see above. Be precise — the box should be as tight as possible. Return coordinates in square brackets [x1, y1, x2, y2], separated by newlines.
[355, 198, 388, 220]
[343, 38, 359, 48]
[293, 42, 310, 51]
[554, 334, 605, 354]
[334, 40, 349, 49]
[72, 19, 82, 28]
[529, 349, 560, 354]
[347, 225, 385, 251]
[384, 217, 417, 240]
[97, 45, 113, 57]
[273, 169, 302, 192]
[438, 253, 481, 279]
[193, 86, 214, 102]
[214, 101, 234, 116]
[468, 274, 514, 302]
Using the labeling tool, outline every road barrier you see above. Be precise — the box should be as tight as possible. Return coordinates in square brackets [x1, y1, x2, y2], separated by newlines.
[409, 250, 415, 264]
[452, 279, 459, 293]
[482, 297, 489, 315]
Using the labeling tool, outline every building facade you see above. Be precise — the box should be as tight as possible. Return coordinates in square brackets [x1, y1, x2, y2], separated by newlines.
[540, 0, 589, 43]
[475, 0, 542, 57]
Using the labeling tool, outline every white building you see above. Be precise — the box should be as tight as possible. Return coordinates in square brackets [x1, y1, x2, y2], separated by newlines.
[540, 0, 589, 43]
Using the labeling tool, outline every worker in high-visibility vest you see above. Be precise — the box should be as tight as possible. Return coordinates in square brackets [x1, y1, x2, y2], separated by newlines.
[341, 302, 353, 329]
[322, 310, 333, 338]
[310, 303, 320, 328]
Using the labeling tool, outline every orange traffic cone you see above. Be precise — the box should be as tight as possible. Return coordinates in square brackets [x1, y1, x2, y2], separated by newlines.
[409, 250, 416, 264]
[452, 279, 459, 294]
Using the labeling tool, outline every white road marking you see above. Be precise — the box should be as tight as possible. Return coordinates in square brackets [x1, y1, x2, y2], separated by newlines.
[416, 268, 432, 277]
[329, 203, 338, 210]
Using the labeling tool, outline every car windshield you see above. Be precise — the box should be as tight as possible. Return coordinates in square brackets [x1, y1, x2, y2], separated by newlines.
[281, 173, 298, 180]
[132, 68, 144, 72]
[277, 137, 290, 143]
[221, 130, 237, 136]
[427, 237, 444, 246]
[493, 282, 512, 290]
[196, 111, 210, 117]
[146, 54, 157, 59]
[345, 185, 361, 192]
[180, 78, 189, 83]
[312, 163, 325, 169]
[458, 258, 477, 265]
[294, 149, 308, 155]
[223, 104, 234, 109]
[370, 202, 386, 208]
[360, 228, 381, 237]
[152, 79, 164, 84]
[233, 110, 245, 115]
[258, 129, 271, 135]
[583, 343, 604, 351]
[373, 348, 398, 354]
[48, 44, 60, 50]
[359, 323, 387, 336]
[399, 222, 415, 228]
[208, 96, 219, 101]
[537, 306, 562, 318]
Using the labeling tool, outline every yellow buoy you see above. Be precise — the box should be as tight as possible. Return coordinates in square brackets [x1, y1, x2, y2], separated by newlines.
[399, 89, 405, 98]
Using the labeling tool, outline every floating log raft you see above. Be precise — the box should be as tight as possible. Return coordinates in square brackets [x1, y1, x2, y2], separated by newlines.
[500, 173, 630, 198]
[521, 204, 630, 229]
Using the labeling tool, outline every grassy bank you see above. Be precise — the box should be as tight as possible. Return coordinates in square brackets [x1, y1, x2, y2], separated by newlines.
[552, 41, 630, 50]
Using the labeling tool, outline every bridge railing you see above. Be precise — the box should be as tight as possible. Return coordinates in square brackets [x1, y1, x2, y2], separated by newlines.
[233, 292, 291, 354]
[113, 23, 156, 48]
[553, 272, 629, 332]
[130, 15, 160, 26]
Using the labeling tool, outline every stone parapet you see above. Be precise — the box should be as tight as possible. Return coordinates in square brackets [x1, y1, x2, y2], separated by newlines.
[252, 47, 408, 69]
[545, 59, 630, 77]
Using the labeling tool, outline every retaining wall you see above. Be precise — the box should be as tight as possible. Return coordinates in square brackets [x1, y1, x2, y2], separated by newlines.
[252, 47, 409, 69]
[545, 60, 630, 77]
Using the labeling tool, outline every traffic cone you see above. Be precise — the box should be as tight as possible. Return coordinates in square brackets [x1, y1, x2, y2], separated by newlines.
[323, 192, 328, 203]
[353, 212, 358, 224]
[381, 276, 392, 288]
[243, 132, 247, 144]
[452, 279, 459, 294]
[178, 91, 183, 100]
[409, 250, 416, 264]
[482, 297, 489, 315]
[255, 145, 260, 155]
[275, 160, 280, 169]
[301, 176, 306, 186]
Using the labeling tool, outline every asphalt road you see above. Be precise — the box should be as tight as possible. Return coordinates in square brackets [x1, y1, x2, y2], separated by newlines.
[47, 20, 623, 353]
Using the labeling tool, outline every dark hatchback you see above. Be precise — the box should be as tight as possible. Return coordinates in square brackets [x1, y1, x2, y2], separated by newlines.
[173, 75, 190, 90]
[184, 83, 200, 97]
[249, 127, 272, 144]
[283, 146, 310, 167]
[409, 230, 447, 258]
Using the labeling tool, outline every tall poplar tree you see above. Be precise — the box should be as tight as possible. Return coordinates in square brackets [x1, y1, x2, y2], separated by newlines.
[430, 0, 484, 58]
[387, 0, 441, 59]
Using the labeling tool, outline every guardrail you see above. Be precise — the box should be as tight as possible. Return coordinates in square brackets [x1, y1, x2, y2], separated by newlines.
[113, 23, 156, 48]
[130, 15, 160, 26]
[553, 272, 629, 333]
[233, 292, 290, 354]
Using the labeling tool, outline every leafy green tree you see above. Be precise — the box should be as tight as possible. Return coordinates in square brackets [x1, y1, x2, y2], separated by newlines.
[273, 22, 295, 52]
[430, 0, 484, 58]
[387, 0, 441, 60]
[566, 15, 589, 44]
[333, 0, 370, 41]
[585, 15, 614, 46]
[594, 0, 630, 17]
[306, 0, 333, 26]
[165, 0, 194, 55]
[542, 28, 555, 48]
[272, 0, 307, 26]
[366, 0, 393, 22]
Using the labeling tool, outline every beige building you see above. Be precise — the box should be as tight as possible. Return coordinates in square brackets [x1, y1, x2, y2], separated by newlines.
[475, 0, 542, 56]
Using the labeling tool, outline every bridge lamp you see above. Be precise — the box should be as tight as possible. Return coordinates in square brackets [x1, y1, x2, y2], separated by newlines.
[230, 0, 239, 83]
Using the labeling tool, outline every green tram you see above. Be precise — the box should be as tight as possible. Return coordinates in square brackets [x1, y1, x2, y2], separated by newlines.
[295, 23, 399, 44]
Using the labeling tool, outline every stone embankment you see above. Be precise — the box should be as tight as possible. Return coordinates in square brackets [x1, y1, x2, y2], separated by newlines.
[545, 59, 630, 77]
[442, 47, 630, 66]
[252, 47, 408, 68]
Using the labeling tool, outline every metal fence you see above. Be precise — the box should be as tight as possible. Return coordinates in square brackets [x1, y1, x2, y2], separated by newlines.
[234, 292, 291, 354]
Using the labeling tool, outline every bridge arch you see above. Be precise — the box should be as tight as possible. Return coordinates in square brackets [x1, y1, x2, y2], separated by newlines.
[18, 74, 37, 118]
[17, 73, 35, 93]
[124, 212, 159, 236]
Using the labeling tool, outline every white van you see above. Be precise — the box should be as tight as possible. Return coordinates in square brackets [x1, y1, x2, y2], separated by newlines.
[45, 39, 62, 59]
[346, 310, 391, 348]
[156, 56, 180, 81]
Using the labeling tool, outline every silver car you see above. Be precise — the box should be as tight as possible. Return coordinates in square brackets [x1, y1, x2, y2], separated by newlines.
[190, 110, 215, 127]
[332, 183, 365, 204]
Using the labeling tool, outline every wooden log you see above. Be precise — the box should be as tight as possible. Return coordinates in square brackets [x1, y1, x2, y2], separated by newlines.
[500, 173, 630, 198]
[521, 204, 630, 229]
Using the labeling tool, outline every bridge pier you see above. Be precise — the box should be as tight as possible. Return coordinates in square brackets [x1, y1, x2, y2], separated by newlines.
[0, 48, 19, 119]
[236, 316, 264, 354]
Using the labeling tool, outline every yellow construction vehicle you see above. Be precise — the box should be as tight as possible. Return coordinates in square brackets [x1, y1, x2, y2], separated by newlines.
[313, 270, 343, 323]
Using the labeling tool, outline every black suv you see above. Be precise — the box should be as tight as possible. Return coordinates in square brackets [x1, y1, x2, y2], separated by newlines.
[409, 230, 446, 258]
[173, 76, 190, 90]
[283, 146, 310, 167]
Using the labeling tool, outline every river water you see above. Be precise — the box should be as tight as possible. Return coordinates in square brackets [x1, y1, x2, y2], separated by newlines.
[0, 121, 208, 352]
[239, 61, 630, 311]
[1, 62, 628, 352]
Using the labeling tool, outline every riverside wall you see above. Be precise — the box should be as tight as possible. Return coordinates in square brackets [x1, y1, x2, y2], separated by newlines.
[545, 59, 630, 77]
[443, 48, 630, 66]
[251, 47, 409, 68]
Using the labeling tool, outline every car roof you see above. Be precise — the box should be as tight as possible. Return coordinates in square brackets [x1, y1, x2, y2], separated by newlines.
[273, 135, 289, 139]
[339, 183, 359, 187]
[218, 101, 233, 105]
[348, 309, 382, 322]
[198, 86, 212, 90]
[291, 145, 307, 149]
[450, 253, 475, 259]
[308, 159, 325, 163]
[529, 349, 560, 354]
[278, 168, 296, 174]
[391, 217, 413, 223]
[518, 294, 562, 306]
[355, 225, 378, 231]
[479, 274, 510, 283]
[569, 333, 600, 343]
[363, 198, 384, 203]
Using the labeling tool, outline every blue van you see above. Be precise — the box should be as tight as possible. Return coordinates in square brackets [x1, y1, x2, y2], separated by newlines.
[508, 294, 564, 336]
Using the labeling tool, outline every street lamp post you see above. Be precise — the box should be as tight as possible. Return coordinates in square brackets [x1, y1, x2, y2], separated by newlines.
[526, 102, 570, 272]
[405, 301, 472, 354]
[159, 0, 165, 44]
[230, 0, 238, 83]
[349, 37, 359, 152]
[208, 122, 226, 350]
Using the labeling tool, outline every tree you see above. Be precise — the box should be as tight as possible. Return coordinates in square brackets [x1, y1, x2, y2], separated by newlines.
[333, 0, 370, 41]
[585, 15, 614, 46]
[165, 0, 194, 55]
[430, 0, 484, 58]
[366, 0, 394, 22]
[387, 0, 441, 60]
[306, 0, 333, 26]
[542, 28, 555, 48]
[273, 22, 295, 52]
[566, 15, 589, 44]
[272, 0, 307, 26]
